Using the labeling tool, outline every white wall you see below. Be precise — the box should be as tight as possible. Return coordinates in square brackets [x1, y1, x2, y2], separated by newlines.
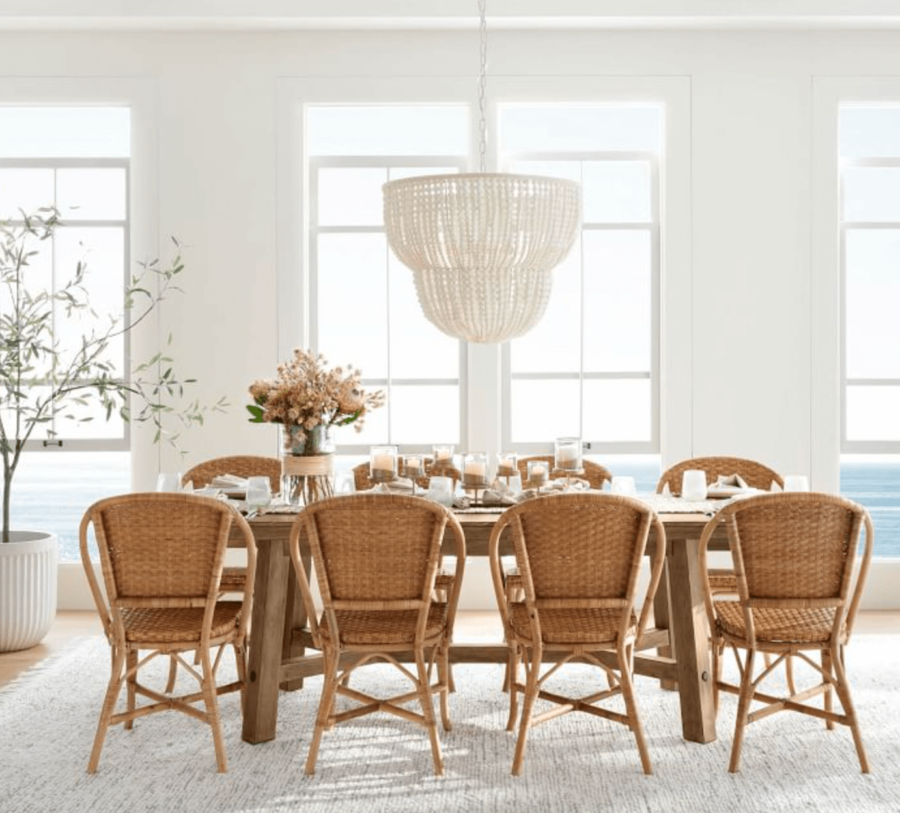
[1, 25, 897, 607]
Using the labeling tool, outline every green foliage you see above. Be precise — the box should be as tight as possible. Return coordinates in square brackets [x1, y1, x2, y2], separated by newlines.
[0, 208, 227, 543]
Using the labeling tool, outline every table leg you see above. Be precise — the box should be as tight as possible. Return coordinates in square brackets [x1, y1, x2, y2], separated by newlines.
[242, 535, 291, 744]
[666, 536, 717, 743]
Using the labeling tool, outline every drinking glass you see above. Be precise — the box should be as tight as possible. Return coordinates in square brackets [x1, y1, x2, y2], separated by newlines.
[783, 474, 810, 492]
[611, 475, 637, 496]
[333, 470, 356, 496]
[427, 475, 454, 507]
[155, 472, 182, 493]
[247, 476, 272, 509]
[681, 470, 708, 501]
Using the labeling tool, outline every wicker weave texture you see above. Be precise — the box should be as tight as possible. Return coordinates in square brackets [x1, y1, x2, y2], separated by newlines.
[312, 502, 438, 602]
[728, 497, 857, 600]
[656, 456, 783, 495]
[383, 173, 581, 343]
[182, 455, 282, 493]
[516, 498, 643, 600]
[516, 456, 612, 490]
[95, 495, 231, 599]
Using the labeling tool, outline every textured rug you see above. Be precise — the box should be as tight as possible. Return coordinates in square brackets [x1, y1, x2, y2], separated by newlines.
[1, 636, 897, 813]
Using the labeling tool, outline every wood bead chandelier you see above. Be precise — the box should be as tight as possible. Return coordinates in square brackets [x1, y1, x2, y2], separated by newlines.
[382, 1, 581, 344]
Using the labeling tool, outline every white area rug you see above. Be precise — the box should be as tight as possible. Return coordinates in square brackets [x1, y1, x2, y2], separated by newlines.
[1, 636, 898, 813]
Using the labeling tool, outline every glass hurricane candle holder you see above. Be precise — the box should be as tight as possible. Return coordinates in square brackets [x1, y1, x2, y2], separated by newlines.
[370, 445, 398, 484]
[463, 452, 488, 488]
[554, 437, 583, 473]
[431, 444, 455, 469]
[528, 459, 549, 489]
[496, 452, 518, 479]
[404, 454, 425, 479]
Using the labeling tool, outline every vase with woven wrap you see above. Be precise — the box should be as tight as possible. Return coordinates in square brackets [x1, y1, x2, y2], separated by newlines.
[247, 349, 385, 506]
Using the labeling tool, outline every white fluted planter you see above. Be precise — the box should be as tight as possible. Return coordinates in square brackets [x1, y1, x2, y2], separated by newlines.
[0, 531, 58, 652]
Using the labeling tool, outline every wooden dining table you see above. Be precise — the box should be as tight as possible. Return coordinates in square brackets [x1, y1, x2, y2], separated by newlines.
[234, 499, 728, 747]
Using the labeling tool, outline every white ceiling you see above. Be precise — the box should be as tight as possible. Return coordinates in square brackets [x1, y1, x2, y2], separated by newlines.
[2, 0, 900, 31]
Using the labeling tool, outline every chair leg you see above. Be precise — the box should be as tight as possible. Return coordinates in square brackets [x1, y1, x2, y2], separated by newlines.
[506, 644, 520, 732]
[414, 650, 444, 776]
[305, 649, 340, 776]
[165, 653, 178, 694]
[198, 646, 228, 773]
[125, 649, 138, 731]
[88, 647, 127, 773]
[822, 649, 834, 731]
[618, 644, 653, 775]
[233, 641, 248, 716]
[729, 648, 757, 774]
[511, 649, 540, 777]
[437, 643, 453, 732]
[830, 645, 870, 774]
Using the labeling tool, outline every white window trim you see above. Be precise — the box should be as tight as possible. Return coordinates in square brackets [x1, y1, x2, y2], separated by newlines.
[307, 154, 468, 453]
[839, 155, 900, 453]
[278, 75, 690, 463]
[501, 148, 661, 454]
[1, 156, 131, 452]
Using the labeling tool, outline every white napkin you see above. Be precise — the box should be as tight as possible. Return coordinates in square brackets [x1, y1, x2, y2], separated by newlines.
[210, 474, 249, 489]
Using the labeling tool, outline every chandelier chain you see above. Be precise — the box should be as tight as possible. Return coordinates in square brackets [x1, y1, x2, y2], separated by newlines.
[478, 0, 488, 173]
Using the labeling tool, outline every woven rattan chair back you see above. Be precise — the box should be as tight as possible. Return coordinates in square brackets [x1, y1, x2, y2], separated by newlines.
[289, 493, 466, 776]
[489, 492, 665, 776]
[307, 494, 446, 604]
[516, 455, 612, 490]
[698, 492, 874, 773]
[80, 493, 256, 774]
[727, 494, 862, 601]
[182, 455, 282, 494]
[91, 493, 233, 601]
[656, 456, 783, 495]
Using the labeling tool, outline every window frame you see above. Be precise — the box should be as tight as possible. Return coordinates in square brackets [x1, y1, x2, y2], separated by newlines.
[840, 154, 900, 453]
[501, 148, 661, 455]
[0, 154, 131, 453]
[307, 153, 469, 454]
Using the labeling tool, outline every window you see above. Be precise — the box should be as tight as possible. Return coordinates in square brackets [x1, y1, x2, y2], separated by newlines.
[500, 104, 661, 454]
[839, 103, 900, 557]
[0, 106, 132, 562]
[306, 106, 468, 451]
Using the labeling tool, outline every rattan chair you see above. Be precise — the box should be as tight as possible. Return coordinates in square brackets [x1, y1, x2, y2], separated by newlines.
[490, 492, 666, 776]
[289, 492, 466, 776]
[516, 455, 612, 491]
[181, 455, 279, 594]
[655, 456, 788, 685]
[698, 492, 874, 773]
[182, 454, 282, 494]
[80, 493, 256, 773]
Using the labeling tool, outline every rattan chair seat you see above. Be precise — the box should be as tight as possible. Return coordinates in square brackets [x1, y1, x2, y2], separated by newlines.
[714, 602, 844, 645]
[508, 604, 637, 645]
[121, 603, 243, 644]
[317, 603, 449, 646]
[219, 568, 247, 592]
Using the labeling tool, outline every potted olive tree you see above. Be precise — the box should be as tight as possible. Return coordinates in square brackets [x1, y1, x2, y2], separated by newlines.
[0, 208, 222, 651]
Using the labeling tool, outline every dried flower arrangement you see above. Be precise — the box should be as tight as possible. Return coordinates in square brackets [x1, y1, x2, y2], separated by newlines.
[247, 348, 385, 453]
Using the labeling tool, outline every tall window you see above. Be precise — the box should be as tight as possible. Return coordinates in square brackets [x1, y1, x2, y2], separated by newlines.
[0, 106, 131, 561]
[306, 106, 468, 451]
[839, 103, 900, 558]
[500, 104, 661, 454]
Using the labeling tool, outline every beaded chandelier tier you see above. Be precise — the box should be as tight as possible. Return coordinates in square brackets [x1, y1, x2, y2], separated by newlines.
[382, 1, 581, 344]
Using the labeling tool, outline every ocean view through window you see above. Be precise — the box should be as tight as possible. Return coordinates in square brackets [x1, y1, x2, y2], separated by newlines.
[0, 452, 130, 561]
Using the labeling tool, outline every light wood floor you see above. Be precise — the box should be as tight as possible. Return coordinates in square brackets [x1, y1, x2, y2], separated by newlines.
[1, 610, 897, 690]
